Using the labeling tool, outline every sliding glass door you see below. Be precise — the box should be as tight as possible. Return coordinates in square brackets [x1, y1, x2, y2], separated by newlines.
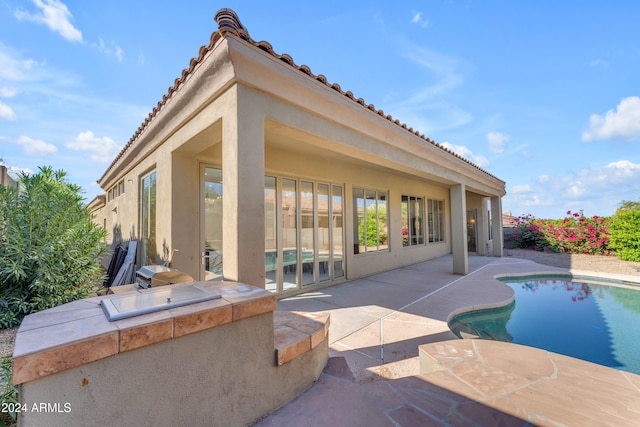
[267, 177, 344, 293]
[200, 167, 344, 291]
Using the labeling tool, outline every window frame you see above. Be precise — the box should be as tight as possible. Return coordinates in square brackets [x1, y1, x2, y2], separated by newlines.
[140, 169, 157, 265]
[353, 187, 388, 254]
[401, 195, 424, 247]
[427, 198, 445, 244]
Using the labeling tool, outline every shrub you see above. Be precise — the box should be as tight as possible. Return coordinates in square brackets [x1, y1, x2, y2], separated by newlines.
[511, 211, 610, 255]
[535, 211, 610, 255]
[609, 207, 640, 262]
[0, 167, 107, 328]
[512, 214, 543, 249]
[0, 356, 18, 426]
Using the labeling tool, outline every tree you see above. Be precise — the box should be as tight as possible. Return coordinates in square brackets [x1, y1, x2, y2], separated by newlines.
[616, 199, 640, 213]
[0, 167, 107, 328]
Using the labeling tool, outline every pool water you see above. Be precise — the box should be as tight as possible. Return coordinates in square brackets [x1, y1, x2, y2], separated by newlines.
[448, 278, 640, 375]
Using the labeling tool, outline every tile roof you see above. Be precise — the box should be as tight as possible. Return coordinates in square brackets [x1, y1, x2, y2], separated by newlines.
[100, 8, 500, 183]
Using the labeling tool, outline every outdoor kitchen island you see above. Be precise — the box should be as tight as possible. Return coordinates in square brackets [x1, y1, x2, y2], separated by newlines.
[12, 281, 329, 426]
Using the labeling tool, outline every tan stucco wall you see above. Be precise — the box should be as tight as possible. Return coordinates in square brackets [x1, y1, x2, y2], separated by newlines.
[19, 312, 327, 427]
[96, 34, 505, 290]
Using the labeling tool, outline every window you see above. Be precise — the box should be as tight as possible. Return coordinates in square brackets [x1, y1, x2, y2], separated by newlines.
[332, 185, 344, 278]
[428, 199, 445, 243]
[265, 176, 277, 290]
[401, 195, 424, 246]
[203, 167, 223, 279]
[140, 170, 157, 264]
[300, 181, 314, 286]
[282, 178, 298, 291]
[353, 188, 388, 253]
[108, 179, 125, 201]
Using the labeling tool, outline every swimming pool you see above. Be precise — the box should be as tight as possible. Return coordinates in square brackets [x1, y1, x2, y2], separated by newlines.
[448, 276, 640, 375]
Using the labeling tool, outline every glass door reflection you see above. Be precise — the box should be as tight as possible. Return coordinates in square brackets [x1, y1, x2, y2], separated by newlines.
[282, 178, 298, 291]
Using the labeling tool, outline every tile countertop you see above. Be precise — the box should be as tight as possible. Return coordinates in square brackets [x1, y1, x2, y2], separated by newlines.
[12, 282, 276, 385]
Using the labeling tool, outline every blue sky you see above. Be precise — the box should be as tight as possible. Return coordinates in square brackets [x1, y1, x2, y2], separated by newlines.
[1, 1, 639, 219]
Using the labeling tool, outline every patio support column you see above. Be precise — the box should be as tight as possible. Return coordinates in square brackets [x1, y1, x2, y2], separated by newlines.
[491, 195, 504, 257]
[475, 200, 487, 256]
[450, 184, 468, 275]
[222, 84, 265, 287]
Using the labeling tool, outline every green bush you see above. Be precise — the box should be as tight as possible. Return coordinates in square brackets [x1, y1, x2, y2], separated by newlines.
[609, 207, 640, 262]
[512, 214, 543, 249]
[1, 356, 17, 426]
[0, 167, 107, 328]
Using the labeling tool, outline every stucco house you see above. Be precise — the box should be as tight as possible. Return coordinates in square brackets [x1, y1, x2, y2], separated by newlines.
[91, 8, 506, 297]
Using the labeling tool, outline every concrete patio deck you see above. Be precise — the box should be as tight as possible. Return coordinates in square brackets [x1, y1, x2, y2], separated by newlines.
[254, 254, 640, 426]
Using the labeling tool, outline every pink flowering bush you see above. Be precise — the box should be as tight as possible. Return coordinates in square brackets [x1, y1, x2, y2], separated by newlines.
[512, 214, 543, 249]
[513, 211, 610, 255]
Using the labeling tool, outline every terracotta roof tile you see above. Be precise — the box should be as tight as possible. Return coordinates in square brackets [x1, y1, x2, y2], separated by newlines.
[100, 8, 500, 184]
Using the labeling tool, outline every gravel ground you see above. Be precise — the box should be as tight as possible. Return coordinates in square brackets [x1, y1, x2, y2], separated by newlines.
[1, 328, 16, 359]
[0, 328, 17, 393]
[504, 248, 640, 276]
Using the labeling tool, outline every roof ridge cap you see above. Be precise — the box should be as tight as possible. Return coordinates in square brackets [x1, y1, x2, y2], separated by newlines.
[214, 8, 249, 37]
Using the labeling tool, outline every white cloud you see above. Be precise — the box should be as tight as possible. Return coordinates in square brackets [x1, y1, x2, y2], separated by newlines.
[93, 38, 124, 63]
[487, 131, 508, 153]
[401, 47, 468, 102]
[0, 45, 45, 82]
[504, 160, 640, 217]
[14, 0, 82, 43]
[441, 142, 489, 167]
[0, 101, 16, 120]
[66, 131, 122, 163]
[589, 58, 609, 68]
[115, 46, 124, 63]
[511, 184, 532, 194]
[0, 87, 17, 97]
[15, 136, 58, 155]
[8, 166, 34, 177]
[582, 96, 640, 142]
[411, 11, 429, 28]
[605, 159, 640, 178]
[387, 45, 473, 134]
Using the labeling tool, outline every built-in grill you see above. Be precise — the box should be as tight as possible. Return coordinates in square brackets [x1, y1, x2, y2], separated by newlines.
[136, 265, 194, 289]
